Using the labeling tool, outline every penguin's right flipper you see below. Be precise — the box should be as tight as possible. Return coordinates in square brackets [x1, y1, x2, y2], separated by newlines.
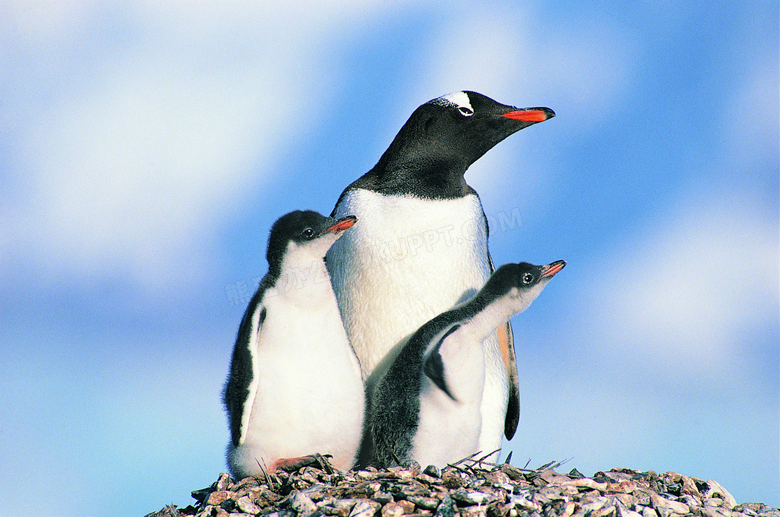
[498, 319, 520, 439]
[489, 252, 520, 440]
[223, 291, 266, 447]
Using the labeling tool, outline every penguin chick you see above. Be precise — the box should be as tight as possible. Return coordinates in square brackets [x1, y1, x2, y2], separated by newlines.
[223, 211, 364, 478]
[326, 91, 555, 460]
[364, 260, 566, 469]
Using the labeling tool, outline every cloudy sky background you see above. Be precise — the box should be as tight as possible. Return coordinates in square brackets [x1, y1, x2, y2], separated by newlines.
[1, 2, 777, 516]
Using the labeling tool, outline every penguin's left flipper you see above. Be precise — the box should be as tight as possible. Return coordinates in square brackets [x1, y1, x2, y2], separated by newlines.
[489, 252, 520, 440]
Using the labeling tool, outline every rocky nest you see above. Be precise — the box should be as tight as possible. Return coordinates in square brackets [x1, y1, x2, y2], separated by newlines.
[146, 458, 777, 517]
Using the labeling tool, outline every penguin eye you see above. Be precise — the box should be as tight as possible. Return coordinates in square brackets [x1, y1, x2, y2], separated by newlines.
[522, 273, 534, 284]
[458, 106, 474, 117]
[302, 228, 314, 238]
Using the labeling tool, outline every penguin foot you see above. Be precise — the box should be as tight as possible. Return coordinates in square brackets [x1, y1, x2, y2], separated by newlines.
[270, 453, 335, 474]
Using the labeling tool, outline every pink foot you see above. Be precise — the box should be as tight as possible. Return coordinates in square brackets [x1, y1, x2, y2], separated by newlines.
[269, 454, 335, 473]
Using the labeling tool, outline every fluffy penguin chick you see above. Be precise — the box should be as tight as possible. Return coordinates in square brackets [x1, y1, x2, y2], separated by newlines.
[327, 91, 555, 460]
[364, 260, 566, 469]
[223, 211, 364, 478]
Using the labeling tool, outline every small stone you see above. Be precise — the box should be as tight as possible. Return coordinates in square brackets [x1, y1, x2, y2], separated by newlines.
[594, 506, 617, 517]
[612, 500, 631, 517]
[676, 494, 699, 508]
[459, 507, 489, 517]
[349, 500, 382, 517]
[433, 495, 457, 517]
[612, 493, 637, 510]
[641, 506, 658, 517]
[302, 484, 330, 501]
[608, 470, 638, 482]
[191, 486, 213, 504]
[441, 469, 466, 489]
[580, 496, 609, 514]
[735, 505, 759, 517]
[388, 465, 418, 480]
[416, 473, 443, 486]
[499, 464, 526, 481]
[568, 468, 586, 479]
[632, 489, 653, 507]
[649, 493, 690, 517]
[540, 470, 572, 485]
[508, 494, 541, 513]
[206, 490, 235, 506]
[703, 480, 738, 510]
[700, 507, 732, 517]
[451, 490, 490, 506]
[382, 501, 416, 517]
[233, 477, 261, 492]
[423, 465, 441, 478]
[216, 473, 233, 491]
[678, 476, 701, 498]
[320, 498, 360, 517]
[560, 501, 578, 517]
[608, 480, 637, 494]
[484, 470, 511, 486]
[405, 496, 440, 510]
[396, 485, 432, 499]
[235, 495, 261, 515]
[373, 492, 394, 504]
[563, 478, 608, 492]
[289, 491, 318, 516]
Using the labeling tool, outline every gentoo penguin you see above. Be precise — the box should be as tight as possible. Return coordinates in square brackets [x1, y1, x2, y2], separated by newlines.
[326, 91, 554, 460]
[364, 259, 566, 469]
[223, 210, 365, 477]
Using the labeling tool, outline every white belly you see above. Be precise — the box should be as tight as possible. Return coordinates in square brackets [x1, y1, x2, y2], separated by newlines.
[328, 190, 493, 375]
[230, 289, 365, 474]
[328, 190, 509, 461]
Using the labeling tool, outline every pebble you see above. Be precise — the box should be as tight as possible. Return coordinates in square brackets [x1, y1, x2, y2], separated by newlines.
[145, 463, 779, 517]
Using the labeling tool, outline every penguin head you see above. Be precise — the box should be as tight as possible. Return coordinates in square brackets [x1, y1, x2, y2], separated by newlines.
[369, 91, 554, 198]
[485, 259, 566, 312]
[266, 210, 357, 275]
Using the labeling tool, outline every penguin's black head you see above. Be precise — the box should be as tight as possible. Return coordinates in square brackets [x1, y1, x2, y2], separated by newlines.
[365, 91, 554, 199]
[483, 259, 566, 309]
[266, 210, 357, 271]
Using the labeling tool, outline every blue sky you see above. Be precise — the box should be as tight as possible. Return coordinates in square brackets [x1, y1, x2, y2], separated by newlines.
[1, 2, 777, 516]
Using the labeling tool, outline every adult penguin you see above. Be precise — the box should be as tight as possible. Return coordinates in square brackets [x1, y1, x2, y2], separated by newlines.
[326, 91, 554, 460]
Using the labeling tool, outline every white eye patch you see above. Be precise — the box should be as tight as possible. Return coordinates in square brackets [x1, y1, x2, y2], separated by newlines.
[431, 91, 473, 115]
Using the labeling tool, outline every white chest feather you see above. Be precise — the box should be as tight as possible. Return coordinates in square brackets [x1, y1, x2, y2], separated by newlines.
[411, 324, 487, 467]
[235, 267, 364, 472]
[327, 190, 493, 376]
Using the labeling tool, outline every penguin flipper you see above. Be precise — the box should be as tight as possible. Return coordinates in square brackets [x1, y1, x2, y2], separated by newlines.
[223, 292, 267, 447]
[499, 319, 520, 439]
[423, 324, 462, 401]
[487, 251, 520, 439]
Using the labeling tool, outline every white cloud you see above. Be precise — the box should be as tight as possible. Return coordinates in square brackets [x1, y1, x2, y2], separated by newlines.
[587, 185, 777, 383]
[722, 46, 779, 168]
[0, 1, 414, 293]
